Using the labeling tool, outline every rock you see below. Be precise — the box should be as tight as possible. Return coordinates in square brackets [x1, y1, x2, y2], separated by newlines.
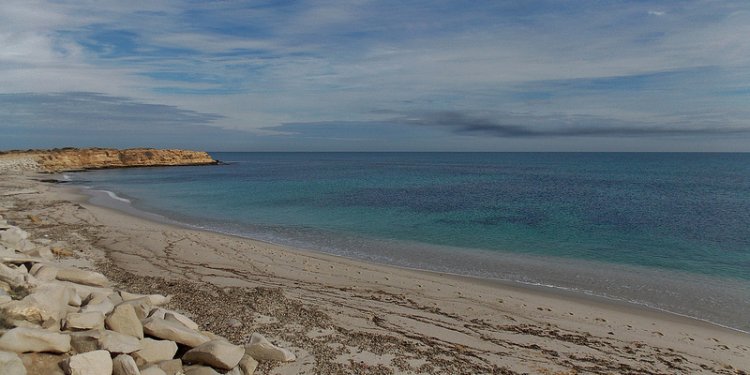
[0, 327, 71, 353]
[227, 319, 242, 329]
[142, 317, 210, 348]
[81, 294, 115, 316]
[55, 268, 108, 287]
[1, 283, 78, 329]
[119, 291, 144, 302]
[140, 366, 167, 375]
[201, 331, 228, 342]
[237, 354, 258, 375]
[109, 292, 124, 305]
[98, 330, 142, 354]
[64, 312, 105, 331]
[117, 297, 152, 320]
[54, 281, 111, 307]
[0, 227, 28, 248]
[0, 244, 14, 257]
[112, 354, 140, 375]
[146, 294, 171, 307]
[22, 246, 53, 261]
[149, 307, 200, 331]
[30, 264, 59, 281]
[20, 148, 217, 172]
[154, 359, 182, 375]
[84, 290, 114, 305]
[164, 311, 200, 331]
[183, 365, 221, 375]
[0, 263, 25, 287]
[106, 303, 144, 339]
[244, 333, 295, 362]
[0, 350, 26, 375]
[121, 291, 171, 307]
[132, 338, 177, 366]
[61, 350, 112, 375]
[19, 352, 65, 375]
[226, 368, 241, 375]
[183, 340, 244, 370]
[50, 247, 75, 257]
[68, 330, 101, 354]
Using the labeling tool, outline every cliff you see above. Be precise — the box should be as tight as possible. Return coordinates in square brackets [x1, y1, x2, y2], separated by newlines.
[0, 148, 218, 173]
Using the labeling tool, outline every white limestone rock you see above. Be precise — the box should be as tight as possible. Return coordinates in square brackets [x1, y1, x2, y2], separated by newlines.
[182, 340, 244, 370]
[0, 227, 29, 248]
[1, 283, 78, 329]
[154, 359, 182, 375]
[55, 268, 109, 287]
[117, 297, 153, 320]
[61, 350, 113, 375]
[81, 292, 115, 316]
[0, 327, 71, 353]
[132, 338, 178, 366]
[237, 354, 258, 375]
[22, 246, 54, 261]
[0, 350, 26, 375]
[140, 366, 168, 375]
[0, 263, 25, 287]
[183, 365, 221, 375]
[106, 303, 144, 339]
[141, 317, 210, 348]
[0, 244, 15, 257]
[164, 311, 200, 331]
[64, 312, 105, 331]
[113, 354, 141, 375]
[98, 330, 142, 354]
[30, 264, 59, 282]
[244, 333, 296, 362]
[68, 330, 101, 354]
[121, 291, 171, 307]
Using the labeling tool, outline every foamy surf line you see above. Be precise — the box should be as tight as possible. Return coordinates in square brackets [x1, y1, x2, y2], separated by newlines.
[96, 189, 131, 203]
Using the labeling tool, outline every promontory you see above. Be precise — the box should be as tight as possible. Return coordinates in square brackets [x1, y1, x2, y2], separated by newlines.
[0, 148, 218, 173]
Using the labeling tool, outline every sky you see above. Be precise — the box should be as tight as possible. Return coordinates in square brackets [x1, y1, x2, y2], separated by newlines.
[1, 1, 749, 152]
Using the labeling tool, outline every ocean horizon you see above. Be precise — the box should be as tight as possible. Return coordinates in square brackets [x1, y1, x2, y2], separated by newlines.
[70, 152, 750, 332]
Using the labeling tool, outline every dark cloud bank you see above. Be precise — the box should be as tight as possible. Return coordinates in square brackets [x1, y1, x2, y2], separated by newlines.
[396, 111, 750, 138]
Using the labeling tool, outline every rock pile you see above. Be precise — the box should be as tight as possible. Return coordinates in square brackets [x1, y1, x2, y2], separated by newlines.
[0, 216, 296, 375]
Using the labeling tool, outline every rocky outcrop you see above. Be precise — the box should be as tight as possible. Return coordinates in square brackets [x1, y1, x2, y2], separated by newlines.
[0, 148, 217, 173]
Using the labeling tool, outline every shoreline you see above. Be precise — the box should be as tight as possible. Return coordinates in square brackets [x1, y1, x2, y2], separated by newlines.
[2, 172, 748, 373]
[78, 181, 750, 335]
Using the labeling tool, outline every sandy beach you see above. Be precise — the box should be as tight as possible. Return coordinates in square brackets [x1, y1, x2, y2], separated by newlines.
[1, 171, 747, 374]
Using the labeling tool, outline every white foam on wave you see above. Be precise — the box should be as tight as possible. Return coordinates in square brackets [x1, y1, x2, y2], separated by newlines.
[61, 174, 72, 181]
[96, 189, 131, 203]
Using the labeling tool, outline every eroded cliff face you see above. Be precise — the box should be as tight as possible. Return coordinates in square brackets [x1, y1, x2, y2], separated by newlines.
[0, 148, 217, 172]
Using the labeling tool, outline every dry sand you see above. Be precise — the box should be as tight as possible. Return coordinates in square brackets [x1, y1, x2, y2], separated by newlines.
[1, 172, 747, 374]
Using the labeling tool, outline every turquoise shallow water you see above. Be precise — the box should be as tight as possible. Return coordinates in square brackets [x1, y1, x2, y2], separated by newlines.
[71, 152, 750, 331]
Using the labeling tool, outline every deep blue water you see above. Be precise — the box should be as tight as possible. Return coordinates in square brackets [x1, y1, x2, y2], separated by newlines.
[71, 153, 750, 331]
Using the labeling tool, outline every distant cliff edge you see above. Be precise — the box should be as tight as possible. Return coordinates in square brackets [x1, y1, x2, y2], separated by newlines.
[0, 147, 218, 173]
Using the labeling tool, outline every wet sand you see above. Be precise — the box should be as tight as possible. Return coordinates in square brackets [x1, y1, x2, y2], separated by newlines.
[1, 172, 747, 374]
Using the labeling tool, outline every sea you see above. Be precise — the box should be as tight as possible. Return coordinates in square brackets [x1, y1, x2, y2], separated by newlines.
[68, 152, 750, 332]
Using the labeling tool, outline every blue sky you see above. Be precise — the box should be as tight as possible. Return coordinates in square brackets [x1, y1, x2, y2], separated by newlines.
[1, 1, 749, 151]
